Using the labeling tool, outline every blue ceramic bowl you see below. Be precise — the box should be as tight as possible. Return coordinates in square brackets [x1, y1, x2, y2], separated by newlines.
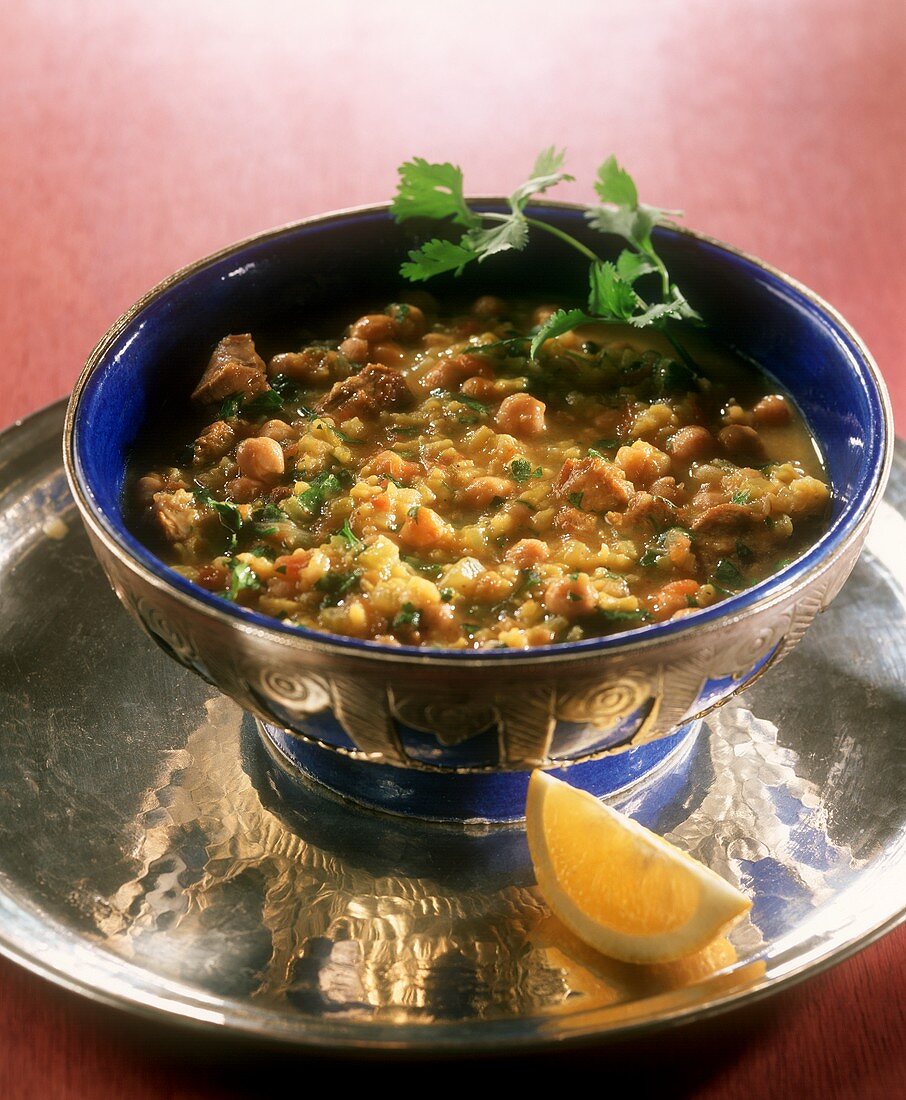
[63, 202, 892, 821]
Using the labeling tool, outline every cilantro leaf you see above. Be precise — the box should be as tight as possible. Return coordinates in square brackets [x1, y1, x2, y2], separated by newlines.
[465, 215, 529, 260]
[588, 260, 638, 320]
[616, 250, 657, 284]
[510, 457, 540, 483]
[594, 155, 638, 207]
[315, 568, 362, 607]
[400, 238, 478, 281]
[392, 149, 702, 360]
[392, 602, 422, 630]
[337, 519, 364, 552]
[219, 394, 242, 419]
[225, 559, 262, 601]
[194, 487, 243, 551]
[391, 159, 479, 227]
[509, 146, 574, 210]
[297, 471, 344, 515]
[530, 308, 598, 358]
[243, 389, 285, 418]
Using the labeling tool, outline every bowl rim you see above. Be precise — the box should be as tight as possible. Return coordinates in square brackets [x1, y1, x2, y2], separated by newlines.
[63, 198, 894, 667]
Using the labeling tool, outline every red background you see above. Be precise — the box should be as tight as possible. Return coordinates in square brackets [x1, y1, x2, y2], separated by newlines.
[1, 1, 904, 1095]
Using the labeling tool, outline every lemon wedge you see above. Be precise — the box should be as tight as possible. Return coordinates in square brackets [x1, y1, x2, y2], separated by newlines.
[526, 770, 752, 964]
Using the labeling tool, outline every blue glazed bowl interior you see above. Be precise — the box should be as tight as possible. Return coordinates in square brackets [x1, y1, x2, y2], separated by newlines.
[70, 204, 888, 658]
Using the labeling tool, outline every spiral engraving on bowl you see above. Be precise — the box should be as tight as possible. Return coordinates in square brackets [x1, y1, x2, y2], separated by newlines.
[258, 668, 331, 716]
[389, 689, 497, 745]
[135, 597, 200, 666]
[556, 671, 652, 726]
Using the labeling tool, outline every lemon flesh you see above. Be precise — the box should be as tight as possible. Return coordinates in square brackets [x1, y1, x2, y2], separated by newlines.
[526, 770, 751, 964]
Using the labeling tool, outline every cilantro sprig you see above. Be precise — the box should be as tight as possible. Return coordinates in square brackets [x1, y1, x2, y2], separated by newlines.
[391, 149, 701, 362]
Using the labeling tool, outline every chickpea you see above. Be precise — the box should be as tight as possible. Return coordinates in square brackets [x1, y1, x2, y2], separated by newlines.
[531, 304, 561, 327]
[386, 302, 427, 342]
[422, 352, 490, 391]
[227, 475, 266, 503]
[419, 600, 458, 638]
[422, 332, 453, 350]
[495, 393, 546, 437]
[471, 295, 507, 319]
[260, 419, 297, 442]
[236, 436, 285, 482]
[753, 394, 792, 426]
[339, 336, 369, 364]
[136, 473, 165, 505]
[505, 538, 550, 568]
[668, 425, 715, 463]
[460, 376, 499, 400]
[399, 506, 453, 549]
[718, 424, 765, 460]
[616, 440, 672, 487]
[543, 575, 597, 618]
[350, 313, 396, 343]
[367, 450, 421, 483]
[458, 476, 518, 509]
[370, 341, 407, 366]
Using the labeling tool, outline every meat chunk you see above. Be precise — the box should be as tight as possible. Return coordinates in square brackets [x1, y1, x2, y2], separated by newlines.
[607, 490, 676, 531]
[191, 334, 268, 405]
[268, 347, 348, 385]
[152, 489, 203, 544]
[193, 419, 236, 466]
[553, 456, 633, 512]
[316, 363, 414, 420]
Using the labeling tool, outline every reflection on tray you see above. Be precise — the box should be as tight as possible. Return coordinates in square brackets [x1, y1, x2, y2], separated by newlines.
[89, 694, 856, 1022]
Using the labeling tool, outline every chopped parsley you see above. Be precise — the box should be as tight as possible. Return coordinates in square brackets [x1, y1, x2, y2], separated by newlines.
[243, 389, 285, 418]
[337, 519, 364, 552]
[567, 491, 585, 509]
[219, 394, 242, 419]
[193, 487, 243, 550]
[297, 471, 346, 515]
[402, 555, 443, 579]
[268, 373, 303, 401]
[315, 568, 362, 607]
[731, 490, 752, 505]
[510, 458, 543, 483]
[713, 558, 744, 587]
[225, 560, 262, 601]
[392, 602, 422, 630]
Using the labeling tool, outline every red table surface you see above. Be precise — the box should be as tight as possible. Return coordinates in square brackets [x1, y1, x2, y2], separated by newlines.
[1, 1, 904, 1095]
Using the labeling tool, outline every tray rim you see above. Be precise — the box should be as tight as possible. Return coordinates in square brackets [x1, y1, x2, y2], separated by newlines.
[0, 397, 903, 1053]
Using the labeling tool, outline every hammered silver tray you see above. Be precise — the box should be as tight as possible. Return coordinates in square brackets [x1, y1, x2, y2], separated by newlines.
[0, 401, 903, 1052]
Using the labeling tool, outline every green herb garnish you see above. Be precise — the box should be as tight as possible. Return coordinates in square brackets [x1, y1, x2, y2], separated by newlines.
[243, 389, 285, 418]
[731, 490, 752, 505]
[510, 458, 543, 483]
[269, 374, 303, 401]
[402, 555, 443, 579]
[315, 568, 362, 607]
[225, 559, 262, 601]
[392, 149, 701, 361]
[194, 487, 243, 551]
[219, 394, 242, 419]
[714, 558, 744, 587]
[567, 491, 585, 509]
[297, 472, 345, 515]
[392, 602, 422, 630]
[337, 519, 364, 552]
